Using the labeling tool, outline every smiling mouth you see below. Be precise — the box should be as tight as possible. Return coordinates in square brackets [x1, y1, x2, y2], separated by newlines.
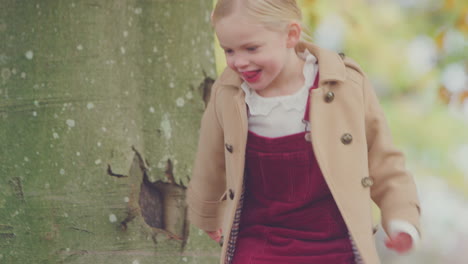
[241, 70, 261, 83]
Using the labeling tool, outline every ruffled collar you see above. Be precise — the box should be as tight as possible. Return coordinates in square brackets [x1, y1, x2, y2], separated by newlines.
[241, 50, 318, 116]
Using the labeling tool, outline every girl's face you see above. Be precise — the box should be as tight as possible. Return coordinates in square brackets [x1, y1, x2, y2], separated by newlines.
[215, 12, 299, 95]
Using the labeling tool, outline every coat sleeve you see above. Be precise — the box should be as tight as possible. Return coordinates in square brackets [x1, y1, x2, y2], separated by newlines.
[186, 80, 227, 232]
[362, 75, 421, 237]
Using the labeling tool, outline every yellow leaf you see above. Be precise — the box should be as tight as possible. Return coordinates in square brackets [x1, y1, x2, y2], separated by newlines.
[438, 85, 452, 105]
[455, 8, 468, 33]
[444, 0, 456, 10]
[458, 90, 468, 105]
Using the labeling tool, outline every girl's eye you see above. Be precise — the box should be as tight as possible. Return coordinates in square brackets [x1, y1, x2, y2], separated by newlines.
[247, 46, 258, 52]
[224, 49, 234, 55]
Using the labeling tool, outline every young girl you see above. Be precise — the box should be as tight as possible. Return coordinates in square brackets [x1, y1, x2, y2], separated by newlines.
[187, 0, 421, 263]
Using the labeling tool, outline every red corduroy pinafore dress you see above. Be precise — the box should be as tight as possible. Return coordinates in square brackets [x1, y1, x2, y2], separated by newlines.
[232, 74, 355, 264]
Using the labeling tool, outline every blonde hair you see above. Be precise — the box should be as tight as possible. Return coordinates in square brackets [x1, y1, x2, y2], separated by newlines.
[212, 0, 313, 43]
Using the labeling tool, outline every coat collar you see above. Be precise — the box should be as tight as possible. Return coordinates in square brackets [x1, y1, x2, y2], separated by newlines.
[217, 42, 346, 88]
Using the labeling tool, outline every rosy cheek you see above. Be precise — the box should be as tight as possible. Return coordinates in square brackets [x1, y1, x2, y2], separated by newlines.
[226, 58, 236, 71]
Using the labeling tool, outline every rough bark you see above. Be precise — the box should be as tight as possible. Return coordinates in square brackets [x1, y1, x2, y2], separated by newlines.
[0, 1, 218, 263]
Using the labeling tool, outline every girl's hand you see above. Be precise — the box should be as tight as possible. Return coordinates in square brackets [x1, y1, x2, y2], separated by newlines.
[205, 229, 222, 243]
[385, 232, 413, 254]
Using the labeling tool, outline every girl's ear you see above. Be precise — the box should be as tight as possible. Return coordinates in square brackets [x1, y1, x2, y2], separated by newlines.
[286, 22, 302, 48]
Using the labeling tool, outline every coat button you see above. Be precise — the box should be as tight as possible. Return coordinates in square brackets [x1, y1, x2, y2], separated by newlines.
[219, 235, 224, 247]
[372, 225, 379, 234]
[225, 143, 233, 153]
[361, 177, 374, 188]
[304, 132, 311, 142]
[229, 189, 235, 200]
[324, 91, 335, 103]
[341, 133, 353, 144]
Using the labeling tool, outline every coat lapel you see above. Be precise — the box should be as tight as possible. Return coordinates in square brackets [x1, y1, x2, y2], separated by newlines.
[296, 42, 346, 86]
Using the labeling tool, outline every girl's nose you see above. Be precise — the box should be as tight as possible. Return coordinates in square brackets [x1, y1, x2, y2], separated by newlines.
[233, 55, 249, 68]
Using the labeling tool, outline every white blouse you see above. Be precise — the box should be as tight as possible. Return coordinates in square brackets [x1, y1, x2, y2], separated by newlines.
[241, 50, 318, 137]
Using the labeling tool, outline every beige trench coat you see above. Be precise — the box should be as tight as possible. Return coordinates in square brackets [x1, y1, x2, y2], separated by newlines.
[186, 42, 421, 264]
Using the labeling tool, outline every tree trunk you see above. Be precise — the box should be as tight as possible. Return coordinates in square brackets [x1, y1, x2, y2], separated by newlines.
[0, 1, 218, 263]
